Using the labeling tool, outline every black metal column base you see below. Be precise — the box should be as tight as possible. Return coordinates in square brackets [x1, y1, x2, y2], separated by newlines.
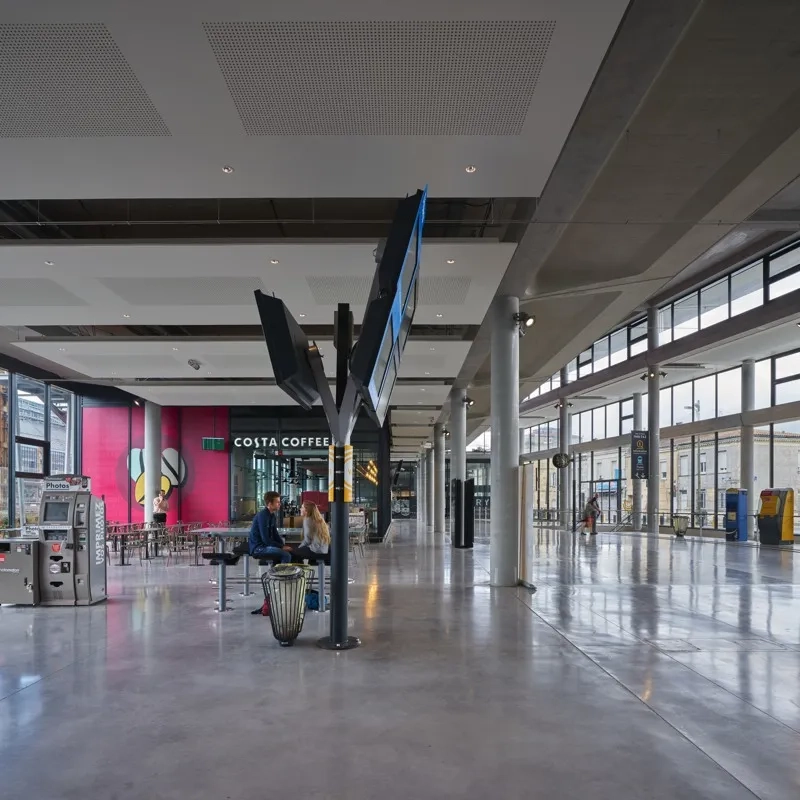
[316, 635, 361, 651]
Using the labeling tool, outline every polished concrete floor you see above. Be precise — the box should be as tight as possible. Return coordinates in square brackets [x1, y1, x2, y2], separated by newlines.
[2, 524, 800, 799]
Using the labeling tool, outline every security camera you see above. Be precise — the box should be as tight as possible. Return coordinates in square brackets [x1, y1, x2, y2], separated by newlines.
[188, 359, 201, 371]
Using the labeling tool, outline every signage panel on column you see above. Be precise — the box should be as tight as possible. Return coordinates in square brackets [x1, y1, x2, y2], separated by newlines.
[631, 431, 649, 480]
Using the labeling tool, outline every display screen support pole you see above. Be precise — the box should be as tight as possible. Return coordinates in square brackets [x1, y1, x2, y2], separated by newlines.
[317, 303, 361, 651]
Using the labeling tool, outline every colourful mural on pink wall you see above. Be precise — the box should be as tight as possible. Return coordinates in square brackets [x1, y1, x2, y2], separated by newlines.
[81, 405, 229, 524]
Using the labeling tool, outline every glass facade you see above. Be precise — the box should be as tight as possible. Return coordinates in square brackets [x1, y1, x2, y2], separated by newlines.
[0, 371, 78, 529]
[521, 238, 799, 403]
[523, 348, 800, 534]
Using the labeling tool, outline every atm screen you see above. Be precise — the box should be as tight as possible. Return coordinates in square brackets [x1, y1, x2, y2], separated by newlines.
[42, 501, 70, 522]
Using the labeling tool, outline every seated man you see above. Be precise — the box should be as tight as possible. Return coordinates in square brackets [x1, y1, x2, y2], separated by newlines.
[249, 491, 292, 563]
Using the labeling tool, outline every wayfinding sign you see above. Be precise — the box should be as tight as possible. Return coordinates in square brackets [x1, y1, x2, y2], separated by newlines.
[631, 431, 649, 480]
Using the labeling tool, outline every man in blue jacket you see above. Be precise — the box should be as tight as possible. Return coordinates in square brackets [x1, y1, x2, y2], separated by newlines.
[249, 491, 292, 562]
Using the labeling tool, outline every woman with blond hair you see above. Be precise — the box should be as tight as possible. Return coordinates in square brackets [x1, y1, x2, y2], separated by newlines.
[291, 500, 331, 561]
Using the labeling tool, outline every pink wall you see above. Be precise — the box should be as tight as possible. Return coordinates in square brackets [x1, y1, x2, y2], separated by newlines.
[81, 405, 229, 524]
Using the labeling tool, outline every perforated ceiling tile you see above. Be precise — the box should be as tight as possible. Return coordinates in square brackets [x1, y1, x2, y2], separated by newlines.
[204, 20, 555, 136]
[0, 23, 170, 138]
[0, 279, 87, 306]
[307, 276, 371, 306]
[99, 277, 263, 306]
[418, 276, 471, 306]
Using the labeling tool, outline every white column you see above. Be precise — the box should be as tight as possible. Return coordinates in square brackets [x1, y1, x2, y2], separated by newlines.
[558, 368, 571, 528]
[433, 423, 446, 533]
[741, 359, 756, 540]
[450, 388, 467, 541]
[144, 401, 161, 524]
[490, 296, 520, 586]
[632, 392, 643, 531]
[646, 307, 660, 535]
[417, 450, 426, 523]
[426, 447, 434, 529]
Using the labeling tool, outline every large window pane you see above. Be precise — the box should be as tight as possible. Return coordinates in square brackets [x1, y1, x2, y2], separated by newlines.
[658, 306, 672, 346]
[673, 436, 692, 517]
[775, 378, 800, 405]
[700, 279, 729, 329]
[755, 359, 771, 409]
[770, 271, 800, 300]
[570, 415, 580, 446]
[775, 351, 800, 381]
[0, 370, 8, 527]
[717, 368, 742, 416]
[672, 382, 693, 425]
[580, 411, 592, 443]
[578, 349, 593, 378]
[660, 387, 672, 428]
[609, 328, 627, 365]
[754, 426, 771, 526]
[592, 337, 609, 372]
[15, 376, 46, 439]
[629, 319, 647, 346]
[547, 420, 559, 450]
[694, 375, 716, 420]
[731, 262, 763, 316]
[716, 430, 741, 528]
[606, 402, 620, 437]
[593, 407, 606, 440]
[658, 438, 671, 526]
[695, 434, 715, 528]
[673, 292, 699, 340]
[14, 477, 45, 526]
[769, 243, 800, 278]
[49, 387, 74, 475]
[630, 339, 648, 357]
[567, 358, 578, 383]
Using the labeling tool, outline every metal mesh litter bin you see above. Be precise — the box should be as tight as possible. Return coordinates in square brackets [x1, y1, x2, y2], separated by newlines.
[673, 516, 689, 537]
[261, 564, 311, 646]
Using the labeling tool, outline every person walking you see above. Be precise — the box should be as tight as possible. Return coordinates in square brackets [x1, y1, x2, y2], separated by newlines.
[581, 494, 601, 536]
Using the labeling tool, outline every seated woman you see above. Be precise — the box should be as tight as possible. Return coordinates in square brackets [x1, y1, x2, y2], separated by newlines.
[291, 501, 330, 562]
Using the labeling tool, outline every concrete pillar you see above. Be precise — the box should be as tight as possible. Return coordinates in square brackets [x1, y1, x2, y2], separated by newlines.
[490, 296, 520, 585]
[418, 450, 426, 523]
[646, 307, 660, 534]
[433, 423, 446, 533]
[632, 392, 643, 531]
[558, 367, 571, 529]
[741, 359, 756, 540]
[318, 477, 327, 493]
[426, 447, 434, 529]
[144, 401, 161, 524]
[450, 388, 467, 541]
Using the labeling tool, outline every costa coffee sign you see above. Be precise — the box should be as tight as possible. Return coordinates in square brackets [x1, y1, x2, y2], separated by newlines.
[233, 435, 330, 450]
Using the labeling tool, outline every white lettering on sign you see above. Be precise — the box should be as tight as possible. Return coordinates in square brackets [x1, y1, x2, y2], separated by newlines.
[233, 435, 330, 449]
[94, 499, 106, 567]
[0, 567, 20, 574]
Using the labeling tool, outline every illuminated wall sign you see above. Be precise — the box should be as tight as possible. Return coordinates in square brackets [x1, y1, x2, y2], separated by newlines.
[233, 435, 331, 449]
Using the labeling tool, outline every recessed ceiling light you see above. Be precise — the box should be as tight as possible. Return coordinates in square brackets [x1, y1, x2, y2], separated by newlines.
[436, 313, 443, 318]
[44, 260, 54, 266]
[270, 259, 279, 265]
[424, 371, 430, 376]
[172, 347, 179, 351]
[122, 314, 131, 318]
[58, 347, 66, 352]
[446, 259, 455, 265]
[429, 347, 435, 351]
[421, 388, 426, 392]
[299, 313, 306, 318]
[222, 165, 234, 174]
[111, 371, 117, 376]
[465, 165, 477, 174]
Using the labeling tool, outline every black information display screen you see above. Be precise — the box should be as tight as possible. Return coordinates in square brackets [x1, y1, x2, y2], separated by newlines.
[631, 431, 649, 479]
[43, 501, 70, 523]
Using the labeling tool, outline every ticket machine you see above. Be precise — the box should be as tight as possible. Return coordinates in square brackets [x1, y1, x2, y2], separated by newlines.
[758, 488, 795, 546]
[0, 528, 40, 605]
[38, 476, 107, 606]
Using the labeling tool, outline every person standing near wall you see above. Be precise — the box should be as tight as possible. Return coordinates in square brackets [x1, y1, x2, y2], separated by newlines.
[153, 489, 169, 527]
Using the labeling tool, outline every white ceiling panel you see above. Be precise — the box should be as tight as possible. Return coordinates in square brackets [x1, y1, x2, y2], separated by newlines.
[0, 0, 628, 199]
[14, 338, 470, 380]
[0, 240, 514, 326]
